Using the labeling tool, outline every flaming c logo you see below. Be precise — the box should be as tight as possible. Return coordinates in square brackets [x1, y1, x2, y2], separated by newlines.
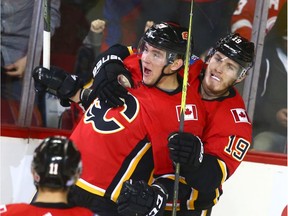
[182, 31, 188, 40]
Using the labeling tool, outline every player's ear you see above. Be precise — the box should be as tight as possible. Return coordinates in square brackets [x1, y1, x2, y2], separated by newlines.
[171, 59, 183, 71]
[235, 74, 247, 84]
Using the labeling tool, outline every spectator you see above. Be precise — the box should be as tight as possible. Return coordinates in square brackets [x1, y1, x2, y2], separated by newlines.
[178, 0, 239, 57]
[1, 0, 60, 126]
[100, 0, 141, 51]
[74, 19, 106, 83]
[0, 136, 95, 216]
[252, 2, 287, 153]
[231, 0, 286, 40]
[1, 0, 60, 100]
[59, 19, 106, 130]
[50, 0, 90, 72]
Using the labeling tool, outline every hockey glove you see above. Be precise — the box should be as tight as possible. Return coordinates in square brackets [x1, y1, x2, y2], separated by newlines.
[32, 66, 83, 106]
[168, 132, 204, 168]
[81, 55, 133, 108]
[117, 180, 167, 216]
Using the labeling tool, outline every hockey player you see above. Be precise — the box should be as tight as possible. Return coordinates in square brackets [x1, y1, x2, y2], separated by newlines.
[166, 33, 254, 215]
[32, 22, 207, 215]
[0, 136, 95, 216]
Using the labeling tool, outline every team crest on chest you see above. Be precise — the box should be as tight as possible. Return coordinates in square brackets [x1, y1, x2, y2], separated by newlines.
[84, 94, 140, 134]
[175, 104, 198, 121]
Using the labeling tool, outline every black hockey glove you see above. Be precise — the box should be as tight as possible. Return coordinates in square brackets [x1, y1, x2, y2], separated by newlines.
[32, 66, 83, 106]
[168, 132, 204, 168]
[81, 55, 133, 109]
[117, 180, 167, 216]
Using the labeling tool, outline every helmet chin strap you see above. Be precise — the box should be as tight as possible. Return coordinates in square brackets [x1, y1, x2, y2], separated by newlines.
[237, 68, 247, 80]
[227, 71, 245, 94]
[157, 64, 178, 86]
[233, 68, 248, 86]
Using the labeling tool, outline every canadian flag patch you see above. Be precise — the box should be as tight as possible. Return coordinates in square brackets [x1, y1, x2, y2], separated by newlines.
[176, 104, 198, 121]
[0, 205, 7, 213]
[231, 108, 250, 124]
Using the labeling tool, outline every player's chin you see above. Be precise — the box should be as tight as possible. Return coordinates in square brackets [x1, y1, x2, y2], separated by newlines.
[142, 77, 154, 86]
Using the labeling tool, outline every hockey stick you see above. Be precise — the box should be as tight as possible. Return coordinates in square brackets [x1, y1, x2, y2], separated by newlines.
[43, 0, 60, 126]
[43, 0, 51, 69]
[172, 1, 194, 215]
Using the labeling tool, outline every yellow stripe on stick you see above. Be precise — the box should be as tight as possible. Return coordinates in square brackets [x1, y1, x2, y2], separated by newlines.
[172, 1, 194, 216]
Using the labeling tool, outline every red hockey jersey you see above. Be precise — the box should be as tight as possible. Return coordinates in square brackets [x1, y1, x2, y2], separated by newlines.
[168, 58, 252, 211]
[125, 54, 207, 176]
[202, 87, 252, 177]
[188, 58, 252, 180]
[70, 53, 207, 204]
[231, 0, 286, 40]
[0, 202, 94, 215]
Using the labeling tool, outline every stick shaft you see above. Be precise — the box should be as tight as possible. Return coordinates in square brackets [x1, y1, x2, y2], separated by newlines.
[43, 0, 51, 69]
[172, 1, 194, 215]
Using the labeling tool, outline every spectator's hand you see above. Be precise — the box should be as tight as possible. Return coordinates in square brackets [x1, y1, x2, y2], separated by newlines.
[276, 108, 287, 128]
[144, 21, 154, 32]
[117, 180, 167, 216]
[168, 132, 204, 168]
[90, 19, 106, 33]
[4, 56, 27, 78]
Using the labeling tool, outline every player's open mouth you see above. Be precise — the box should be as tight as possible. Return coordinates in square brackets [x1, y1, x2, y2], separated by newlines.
[211, 73, 220, 81]
[143, 67, 152, 76]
